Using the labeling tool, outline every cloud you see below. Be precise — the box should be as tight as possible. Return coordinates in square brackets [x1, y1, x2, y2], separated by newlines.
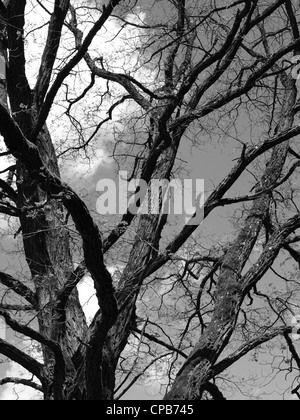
[77, 265, 120, 324]
[77, 276, 99, 324]
[0, 362, 41, 400]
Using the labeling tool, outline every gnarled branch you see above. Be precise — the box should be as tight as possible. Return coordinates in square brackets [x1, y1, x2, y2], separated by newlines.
[0, 272, 37, 308]
[0, 376, 42, 392]
[0, 338, 43, 382]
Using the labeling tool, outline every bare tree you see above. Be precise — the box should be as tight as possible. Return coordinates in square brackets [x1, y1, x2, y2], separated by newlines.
[0, 0, 300, 400]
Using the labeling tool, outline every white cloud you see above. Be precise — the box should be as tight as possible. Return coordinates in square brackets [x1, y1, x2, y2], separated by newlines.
[77, 265, 121, 323]
[78, 276, 99, 324]
[0, 362, 41, 400]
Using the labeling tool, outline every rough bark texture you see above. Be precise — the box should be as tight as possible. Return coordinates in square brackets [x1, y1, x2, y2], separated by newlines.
[1, 0, 300, 401]
[3, 1, 87, 399]
[165, 77, 297, 400]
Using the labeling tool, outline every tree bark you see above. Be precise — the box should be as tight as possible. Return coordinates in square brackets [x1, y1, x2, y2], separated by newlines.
[3, 1, 87, 399]
[165, 77, 297, 399]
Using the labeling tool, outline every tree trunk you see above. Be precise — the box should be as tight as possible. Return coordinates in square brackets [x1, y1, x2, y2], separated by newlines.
[165, 77, 297, 399]
[4, 2, 87, 399]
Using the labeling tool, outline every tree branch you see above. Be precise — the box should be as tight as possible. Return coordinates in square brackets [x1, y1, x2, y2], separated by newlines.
[0, 202, 19, 216]
[0, 309, 63, 357]
[6, 1, 33, 121]
[202, 382, 226, 400]
[0, 178, 18, 203]
[180, 1, 253, 109]
[145, 123, 300, 278]
[0, 272, 37, 308]
[31, 0, 123, 139]
[132, 326, 188, 359]
[0, 376, 43, 392]
[0, 0, 7, 19]
[212, 326, 293, 377]
[34, 0, 70, 108]
[55, 262, 87, 323]
[114, 352, 172, 400]
[0, 338, 43, 382]
[241, 213, 300, 294]
[283, 331, 300, 370]
[171, 36, 300, 131]
[213, 159, 300, 207]
[0, 308, 67, 399]
[0, 97, 118, 390]
[284, 244, 300, 268]
[67, 6, 152, 110]
[0, 304, 34, 311]
[84, 56, 152, 111]
[285, 0, 300, 56]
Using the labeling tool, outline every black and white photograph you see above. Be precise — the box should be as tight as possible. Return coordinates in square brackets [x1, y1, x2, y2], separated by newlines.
[0, 0, 300, 403]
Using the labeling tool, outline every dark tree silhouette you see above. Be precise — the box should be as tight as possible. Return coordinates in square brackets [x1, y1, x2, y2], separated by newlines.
[0, 0, 300, 400]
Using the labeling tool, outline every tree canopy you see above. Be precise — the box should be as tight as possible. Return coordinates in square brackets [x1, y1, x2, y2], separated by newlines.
[0, 0, 300, 400]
